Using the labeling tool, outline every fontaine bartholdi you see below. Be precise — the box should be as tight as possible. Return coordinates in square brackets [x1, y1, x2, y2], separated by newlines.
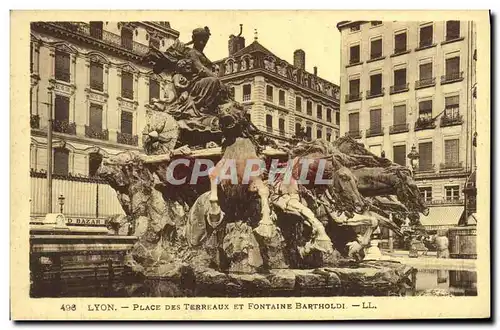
[96, 26, 429, 296]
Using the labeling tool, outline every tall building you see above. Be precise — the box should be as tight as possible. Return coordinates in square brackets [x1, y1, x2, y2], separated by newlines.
[213, 27, 341, 143]
[337, 21, 477, 232]
[29, 21, 179, 220]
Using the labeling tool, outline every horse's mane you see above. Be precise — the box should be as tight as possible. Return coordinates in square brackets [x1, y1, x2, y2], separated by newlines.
[291, 139, 335, 158]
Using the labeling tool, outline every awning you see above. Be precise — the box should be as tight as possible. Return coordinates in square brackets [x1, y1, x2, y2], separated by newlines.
[419, 206, 465, 228]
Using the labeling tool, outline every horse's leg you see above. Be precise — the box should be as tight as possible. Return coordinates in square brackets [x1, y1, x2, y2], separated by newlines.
[252, 178, 277, 238]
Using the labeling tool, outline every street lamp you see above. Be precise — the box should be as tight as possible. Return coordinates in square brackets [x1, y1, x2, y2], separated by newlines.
[58, 194, 65, 214]
[407, 144, 420, 173]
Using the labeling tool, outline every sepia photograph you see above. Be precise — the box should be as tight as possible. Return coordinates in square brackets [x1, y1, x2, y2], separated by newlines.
[10, 9, 491, 320]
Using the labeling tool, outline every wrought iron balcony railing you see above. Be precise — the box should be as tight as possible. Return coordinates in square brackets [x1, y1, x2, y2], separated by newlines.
[440, 162, 464, 171]
[266, 95, 273, 102]
[117, 132, 138, 146]
[393, 47, 408, 55]
[440, 114, 463, 127]
[414, 117, 436, 131]
[30, 114, 40, 129]
[390, 83, 409, 94]
[366, 88, 384, 99]
[415, 77, 436, 89]
[346, 130, 362, 139]
[90, 80, 104, 91]
[85, 125, 109, 140]
[121, 88, 134, 100]
[349, 58, 361, 65]
[365, 127, 384, 137]
[389, 123, 409, 134]
[44, 22, 150, 56]
[52, 120, 76, 135]
[430, 198, 464, 206]
[243, 94, 251, 102]
[345, 92, 362, 102]
[441, 71, 464, 84]
[55, 69, 70, 82]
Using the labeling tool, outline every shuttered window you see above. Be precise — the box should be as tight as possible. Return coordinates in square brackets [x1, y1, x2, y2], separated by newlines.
[418, 142, 433, 171]
[55, 51, 70, 82]
[370, 39, 382, 59]
[446, 21, 460, 40]
[121, 111, 133, 135]
[53, 148, 69, 176]
[394, 32, 407, 53]
[419, 100, 433, 118]
[445, 139, 459, 166]
[419, 25, 433, 47]
[393, 145, 406, 167]
[393, 104, 406, 125]
[350, 45, 360, 63]
[349, 79, 360, 95]
[121, 71, 134, 99]
[89, 103, 103, 131]
[90, 62, 103, 91]
[394, 68, 407, 86]
[349, 112, 359, 132]
[54, 95, 69, 122]
[370, 109, 382, 130]
[419, 63, 433, 80]
[445, 95, 460, 117]
[445, 57, 460, 76]
[370, 74, 382, 94]
[295, 97, 302, 111]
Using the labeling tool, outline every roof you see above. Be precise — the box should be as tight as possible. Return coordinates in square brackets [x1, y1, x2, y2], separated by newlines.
[419, 206, 464, 227]
[336, 21, 369, 31]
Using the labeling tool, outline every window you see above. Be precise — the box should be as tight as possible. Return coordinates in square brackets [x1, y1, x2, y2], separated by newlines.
[230, 87, 235, 98]
[90, 62, 104, 91]
[279, 118, 285, 136]
[394, 68, 407, 87]
[88, 153, 103, 177]
[295, 123, 302, 135]
[279, 90, 286, 106]
[419, 62, 433, 81]
[53, 148, 69, 176]
[266, 85, 273, 102]
[30, 43, 34, 73]
[419, 100, 433, 119]
[295, 96, 302, 111]
[306, 126, 312, 140]
[446, 21, 460, 41]
[394, 31, 407, 53]
[370, 38, 382, 59]
[419, 24, 433, 48]
[327, 133, 332, 141]
[54, 95, 69, 123]
[349, 78, 360, 97]
[121, 111, 133, 135]
[55, 50, 70, 82]
[89, 21, 103, 39]
[266, 114, 273, 132]
[316, 105, 323, 119]
[335, 112, 340, 125]
[393, 145, 406, 167]
[306, 101, 312, 116]
[445, 185, 460, 201]
[326, 108, 332, 123]
[418, 142, 433, 171]
[393, 104, 407, 125]
[370, 109, 382, 133]
[243, 84, 251, 101]
[121, 71, 133, 99]
[445, 56, 460, 79]
[371, 21, 382, 27]
[350, 24, 360, 32]
[89, 103, 103, 131]
[348, 112, 359, 133]
[149, 78, 160, 102]
[445, 95, 460, 118]
[370, 73, 382, 95]
[149, 38, 160, 49]
[317, 128, 322, 139]
[121, 28, 133, 50]
[419, 187, 432, 203]
[349, 45, 360, 64]
[445, 139, 460, 167]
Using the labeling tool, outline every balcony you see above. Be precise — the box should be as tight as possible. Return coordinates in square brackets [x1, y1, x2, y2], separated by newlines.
[52, 120, 76, 135]
[266, 126, 273, 133]
[90, 79, 104, 92]
[243, 94, 251, 102]
[279, 130, 285, 137]
[391, 48, 410, 57]
[415, 77, 436, 89]
[390, 83, 409, 95]
[345, 92, 362, 103]
[279, 100, 286, 107]
[39, 22, 150, 56]
[416, 40, 436, 51]
[367, 52, 384, 62]
[442, 35, 464, 45]
[366, 88, 384, 99]
[30, 114, 40, 129]
[440, 114, 463, 127]
[117, 132, 138, 146]
[414, 117, 436, 131]
[266, 95, 273, 102]
[121, 88, 134, 100]
[348, 58, 362, 67]
[346, 130, 362, 139]
[55, 69, 70, 83]
[441, 71, 464, 85]
[429, 198, 464, 206]
[440, 162, 464, 171]
[389, 123, 409, 134]
[85, 125, 109, 140]
[365, 127, 384, 138]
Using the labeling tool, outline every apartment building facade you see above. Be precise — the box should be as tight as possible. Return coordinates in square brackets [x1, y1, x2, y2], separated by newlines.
[337, 20, 477, 230]
[213, 30, 340, 143]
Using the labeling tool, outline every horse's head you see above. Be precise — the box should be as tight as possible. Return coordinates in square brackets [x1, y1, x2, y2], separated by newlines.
[331, 157, 367, 214]
[217, 100, 247, 133]
[399, 170, 430, 216]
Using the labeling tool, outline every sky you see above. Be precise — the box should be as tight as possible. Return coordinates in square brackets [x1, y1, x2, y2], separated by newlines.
[166, 11, 341, 84]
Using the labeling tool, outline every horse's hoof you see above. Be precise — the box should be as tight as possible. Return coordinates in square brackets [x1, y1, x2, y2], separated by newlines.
[254, 223, 276, 238]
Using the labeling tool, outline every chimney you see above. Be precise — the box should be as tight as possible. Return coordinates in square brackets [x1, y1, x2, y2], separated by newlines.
[228, 24, 245, 56]
[293, 49, 305, 70]
[313, 66, 317, 76]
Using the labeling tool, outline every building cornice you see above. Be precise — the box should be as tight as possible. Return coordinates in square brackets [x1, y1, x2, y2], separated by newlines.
[336, 21, 369, 31]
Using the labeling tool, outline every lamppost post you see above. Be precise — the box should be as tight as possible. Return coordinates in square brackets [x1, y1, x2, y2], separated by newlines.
[58, 194, 65, 214]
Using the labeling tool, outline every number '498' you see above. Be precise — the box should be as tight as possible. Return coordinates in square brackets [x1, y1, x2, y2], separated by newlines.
[61, 304, 76, 311]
